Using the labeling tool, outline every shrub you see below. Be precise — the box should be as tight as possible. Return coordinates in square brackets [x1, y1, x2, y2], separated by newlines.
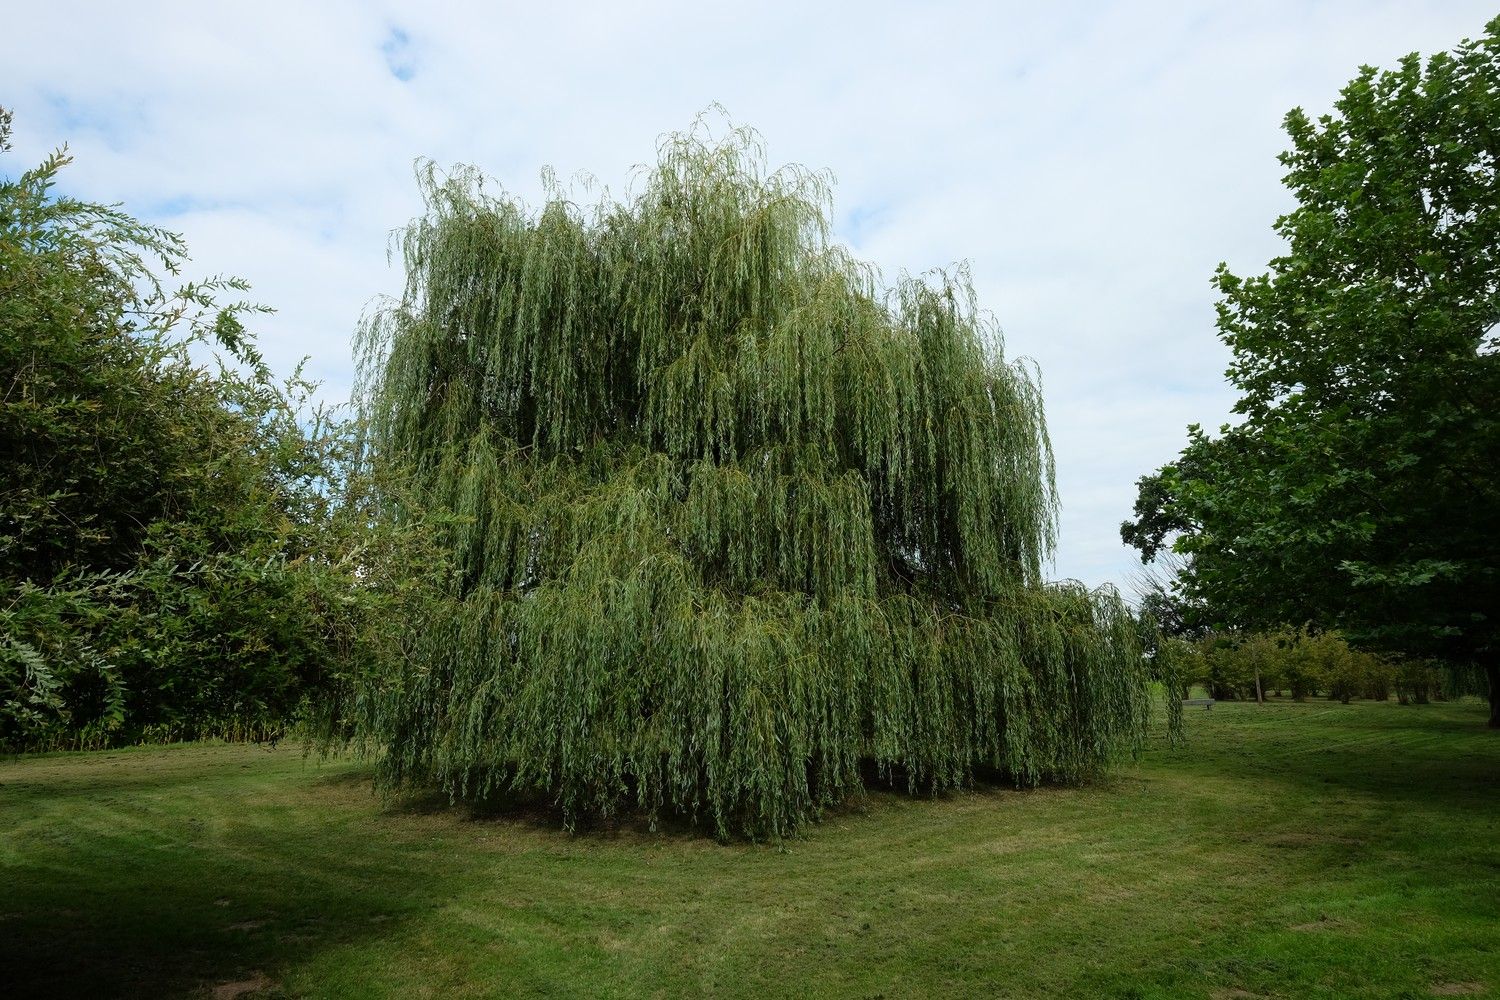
[1395, 660, 1446, 705]
[0, 114, 405, 749]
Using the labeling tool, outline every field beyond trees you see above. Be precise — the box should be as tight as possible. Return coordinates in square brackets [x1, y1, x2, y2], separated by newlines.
[3, 699, 1495, 999]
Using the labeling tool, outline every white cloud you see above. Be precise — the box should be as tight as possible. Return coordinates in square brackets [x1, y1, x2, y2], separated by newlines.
[4, 0, 1492, 587]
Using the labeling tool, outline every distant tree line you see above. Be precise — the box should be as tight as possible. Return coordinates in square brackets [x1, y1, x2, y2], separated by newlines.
[1165, 627, 1477, 705]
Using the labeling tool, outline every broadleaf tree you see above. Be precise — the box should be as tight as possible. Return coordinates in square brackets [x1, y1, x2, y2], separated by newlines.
[353, 120, 1164, 838]
[1122, 22, 1500, 725]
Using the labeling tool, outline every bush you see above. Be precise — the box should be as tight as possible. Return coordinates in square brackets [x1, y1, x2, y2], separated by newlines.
[1361, 660, 1397, 702]
[0, 113, 413, 749]
[1395, 660, 1446, 705]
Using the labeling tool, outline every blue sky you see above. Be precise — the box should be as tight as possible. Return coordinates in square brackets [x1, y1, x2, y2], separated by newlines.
[4, 1, 1494, 591]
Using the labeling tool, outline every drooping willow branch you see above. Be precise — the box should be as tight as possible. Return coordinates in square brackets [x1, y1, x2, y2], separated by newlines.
[352, 119, 1157, 838]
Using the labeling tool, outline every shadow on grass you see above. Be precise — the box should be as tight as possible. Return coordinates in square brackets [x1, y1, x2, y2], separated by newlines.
[367, 758, 1055, 846]
[0, 752, 440, 999]
[1170, 699, 1499, 814]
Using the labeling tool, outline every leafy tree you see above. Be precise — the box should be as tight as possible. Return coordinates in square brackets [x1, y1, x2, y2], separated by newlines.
[1122, 22, 1500, 726]
[0, 112, 385, 747]
[353, 121, 1164, 838]
[1129, 551, 1206, 642]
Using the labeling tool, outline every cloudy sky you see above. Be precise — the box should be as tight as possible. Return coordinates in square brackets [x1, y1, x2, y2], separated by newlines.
[5, 1, 1493, 590]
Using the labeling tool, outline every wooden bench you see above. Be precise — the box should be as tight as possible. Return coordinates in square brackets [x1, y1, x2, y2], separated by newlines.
[1183, 698, 1216, 710]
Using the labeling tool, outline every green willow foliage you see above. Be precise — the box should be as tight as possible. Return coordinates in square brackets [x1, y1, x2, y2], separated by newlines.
[353, 123, 1160, 837]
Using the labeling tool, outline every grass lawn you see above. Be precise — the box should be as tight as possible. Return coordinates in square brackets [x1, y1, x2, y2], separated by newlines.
[2, 700, 1496, 999]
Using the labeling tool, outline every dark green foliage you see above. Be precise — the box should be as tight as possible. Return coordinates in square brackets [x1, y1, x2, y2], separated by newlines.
[1121, 22, 1500, 723]
[0, 117, 379, 748]
[1394, 659, 1441, 705]
[353, 121, 1160, 837]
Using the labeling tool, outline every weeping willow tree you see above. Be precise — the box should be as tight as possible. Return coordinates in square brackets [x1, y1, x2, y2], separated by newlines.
[352, 120, 1161, 838]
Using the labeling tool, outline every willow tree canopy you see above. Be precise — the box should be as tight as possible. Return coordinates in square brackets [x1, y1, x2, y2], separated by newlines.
[353, 121, 1158, 838]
